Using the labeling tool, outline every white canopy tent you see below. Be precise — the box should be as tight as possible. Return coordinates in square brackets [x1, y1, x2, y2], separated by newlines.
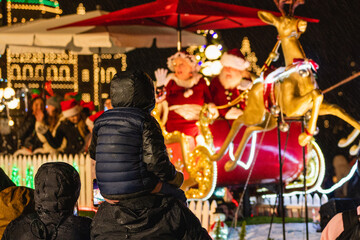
[0, 10, 206, 54]
[0, 11, 205, 109]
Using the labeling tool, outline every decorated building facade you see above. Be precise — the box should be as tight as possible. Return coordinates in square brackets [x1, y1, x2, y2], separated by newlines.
[0, 0, 62, 25]
[0, 1, 127, 109]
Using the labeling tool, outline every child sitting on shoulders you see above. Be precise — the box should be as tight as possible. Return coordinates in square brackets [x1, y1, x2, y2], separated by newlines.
[89, 70, 186, 204]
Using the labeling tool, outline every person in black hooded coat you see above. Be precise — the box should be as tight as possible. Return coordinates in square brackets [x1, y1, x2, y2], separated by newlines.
[89, 70, 211, 240]
[2, 162, 91, 240]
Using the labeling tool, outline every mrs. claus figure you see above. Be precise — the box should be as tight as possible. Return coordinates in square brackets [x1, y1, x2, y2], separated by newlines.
[154, 52, 218, 144]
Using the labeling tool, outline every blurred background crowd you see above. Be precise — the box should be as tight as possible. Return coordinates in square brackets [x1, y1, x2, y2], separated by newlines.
[0, 86, 109, 156]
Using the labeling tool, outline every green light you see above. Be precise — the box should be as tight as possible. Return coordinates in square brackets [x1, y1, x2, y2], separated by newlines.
[73, 161, 79, 173]
[0, 0, 59, 8]
[11, 165, 20, 186]
[25, 166, 34, 189]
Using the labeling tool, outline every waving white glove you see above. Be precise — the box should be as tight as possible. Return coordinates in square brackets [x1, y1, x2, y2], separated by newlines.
[154, 68, 169, 87]
[225, 107, 243, 120]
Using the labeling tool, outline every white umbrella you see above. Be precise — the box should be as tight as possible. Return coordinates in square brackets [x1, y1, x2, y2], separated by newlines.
[0, 10, 206, 54]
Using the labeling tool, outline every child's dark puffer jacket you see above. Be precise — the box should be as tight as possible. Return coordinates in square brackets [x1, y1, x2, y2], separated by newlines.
[89, 71, 178, 200]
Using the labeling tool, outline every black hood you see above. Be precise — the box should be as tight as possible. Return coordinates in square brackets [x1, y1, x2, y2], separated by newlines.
[34, 162, 80, 219]
[0, 167, 15, 192]
[110, 70, 155, 112]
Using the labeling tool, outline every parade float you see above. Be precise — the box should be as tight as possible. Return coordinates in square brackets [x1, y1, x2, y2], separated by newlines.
[52, 0, 334, 204]
[153, 1, 360, 204]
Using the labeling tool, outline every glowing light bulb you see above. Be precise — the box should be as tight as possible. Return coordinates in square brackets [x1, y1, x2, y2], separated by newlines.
[0, 89, 3, 99]
[8, 98, 19, 109]
[205, 45, 221, 60]
[8, 119, 14, 126]
[4, 87, 15, 99]
[211, 60, 222, 75]
[201, 66, 213, 77]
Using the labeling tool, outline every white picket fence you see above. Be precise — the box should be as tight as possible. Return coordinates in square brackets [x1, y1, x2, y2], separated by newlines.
[0, 153, 94, 210]
[256, 193, 328, 220]
[188, 199, 218, 231]
[188, 194, 328, 230]
[1, 153, 329, 230]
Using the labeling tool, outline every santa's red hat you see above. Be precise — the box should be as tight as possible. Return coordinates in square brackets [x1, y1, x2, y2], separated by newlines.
[80, 100, 95, 112]
[86, 110, 104, 129]
[61, 99, 82, 118]
[220, 49, 250, 71]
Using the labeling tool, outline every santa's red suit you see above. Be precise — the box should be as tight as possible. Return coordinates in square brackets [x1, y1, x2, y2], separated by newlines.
[165, 73, 212, 137]
[209, 76, 247, 118]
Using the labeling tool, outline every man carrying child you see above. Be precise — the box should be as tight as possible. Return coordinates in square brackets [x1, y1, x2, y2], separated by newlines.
[89, 70, 211, 239]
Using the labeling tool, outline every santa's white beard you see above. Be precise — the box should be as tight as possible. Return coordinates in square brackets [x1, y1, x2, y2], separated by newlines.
[219, 71, 241, 89]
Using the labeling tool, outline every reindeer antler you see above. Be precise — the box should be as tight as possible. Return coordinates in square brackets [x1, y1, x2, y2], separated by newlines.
[273, 0, 287, 16]
[274, 0, 305, 16]
[289, 0, 305, 16]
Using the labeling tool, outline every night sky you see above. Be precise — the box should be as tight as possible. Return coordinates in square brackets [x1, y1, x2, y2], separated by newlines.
[59, 0, 360, 179]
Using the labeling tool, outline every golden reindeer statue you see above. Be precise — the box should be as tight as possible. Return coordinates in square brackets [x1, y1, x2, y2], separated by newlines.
[206, 0, 360, 172]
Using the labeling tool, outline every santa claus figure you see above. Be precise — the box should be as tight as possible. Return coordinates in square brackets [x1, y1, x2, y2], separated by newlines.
[210, 49, 254, 119]
[155, 52, 218, 141]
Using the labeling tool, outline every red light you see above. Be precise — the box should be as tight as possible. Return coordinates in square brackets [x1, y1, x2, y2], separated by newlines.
[231, 199, 239, 207]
